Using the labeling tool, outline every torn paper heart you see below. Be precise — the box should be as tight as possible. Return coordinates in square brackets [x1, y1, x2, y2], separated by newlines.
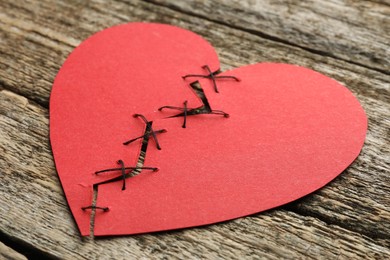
[50, 23, 367, 236]
[50, 22, 219, 236]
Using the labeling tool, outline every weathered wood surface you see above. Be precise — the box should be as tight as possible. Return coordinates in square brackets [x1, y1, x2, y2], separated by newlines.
[0, 0, 389, 259]
[148, 0, 390, 73]
[0, 242, 27, 260]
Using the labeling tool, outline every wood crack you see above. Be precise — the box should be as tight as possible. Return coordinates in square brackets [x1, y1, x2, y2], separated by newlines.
[0, 80, 48, 109]
[0, 231, 57, 260]
[284, 202, 390, 246]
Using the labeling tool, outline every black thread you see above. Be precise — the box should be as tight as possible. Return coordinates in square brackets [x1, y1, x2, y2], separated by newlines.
[183, 100, 187, 128]
[182, 65, 240, 93]
[209, 110, 230, 117]
[117, 159, 126, 190]
[88, 67, 237, 207]
[123, 129, 166, 145]
[158, 82, 230, 127]
[95, 162, 158, 191]
[95, 166, 158, 174]
[172, 108, 229, 118]
[81, 205, 109, 212]
[159, 100, 188, 128]
[123, 114, 166, 150]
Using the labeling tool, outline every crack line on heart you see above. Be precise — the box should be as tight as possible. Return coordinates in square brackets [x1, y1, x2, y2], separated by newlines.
[93, 119, 161, 190]
[86, 117, 158, 235]
[86, 184, 98, 238]
[93, 162, 159, 190]
[124, 114, 167, 150]
[82, 69, 239, 236]
[158, 81, 230, 127]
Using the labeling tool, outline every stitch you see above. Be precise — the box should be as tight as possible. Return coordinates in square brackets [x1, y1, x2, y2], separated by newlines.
[182, 65, 240, 93]
[95, 166, 158, 174]
[159, 100, 188, 128]
[158, 81, 231, 127]
[123, 114, 166, 150]
[81, 205, 109, 212]
[95, 162, 158, 190]
[117, 160, 126, 190]
[89, 68, 237, 211]
[123, 129, 166, 145]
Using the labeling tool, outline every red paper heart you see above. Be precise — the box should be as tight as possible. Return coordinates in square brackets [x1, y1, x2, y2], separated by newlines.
[50, 23, 220, 236]
[50, 23, 367, 236]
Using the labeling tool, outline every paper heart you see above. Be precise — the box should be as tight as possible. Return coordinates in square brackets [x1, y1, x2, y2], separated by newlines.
[50, 23, 219, 236]
[50, 23, 367, 236]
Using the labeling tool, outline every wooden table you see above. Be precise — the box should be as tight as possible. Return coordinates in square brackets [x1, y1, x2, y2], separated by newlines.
[1, 1, 389, 259]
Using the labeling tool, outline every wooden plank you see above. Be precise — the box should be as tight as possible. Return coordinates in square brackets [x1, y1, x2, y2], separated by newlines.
[0, 0, 389, 106]
[0, 0, 389, 258]
[146, 0, 390, 73]
[0, 0, 389, 241]
[0, 90, 389, 259]
[0, 242, 27, 260]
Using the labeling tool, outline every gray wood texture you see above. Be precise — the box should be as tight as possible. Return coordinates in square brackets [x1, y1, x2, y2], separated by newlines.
[0, 0, 389, 259]
[0, 242, 27, 260]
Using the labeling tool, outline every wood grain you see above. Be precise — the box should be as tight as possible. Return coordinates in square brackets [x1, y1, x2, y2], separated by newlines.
[0, 242, 27, 260]
[0, 0, 389, 258]
[0, 89, 389, 259]
[147, 0, 390, 73]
